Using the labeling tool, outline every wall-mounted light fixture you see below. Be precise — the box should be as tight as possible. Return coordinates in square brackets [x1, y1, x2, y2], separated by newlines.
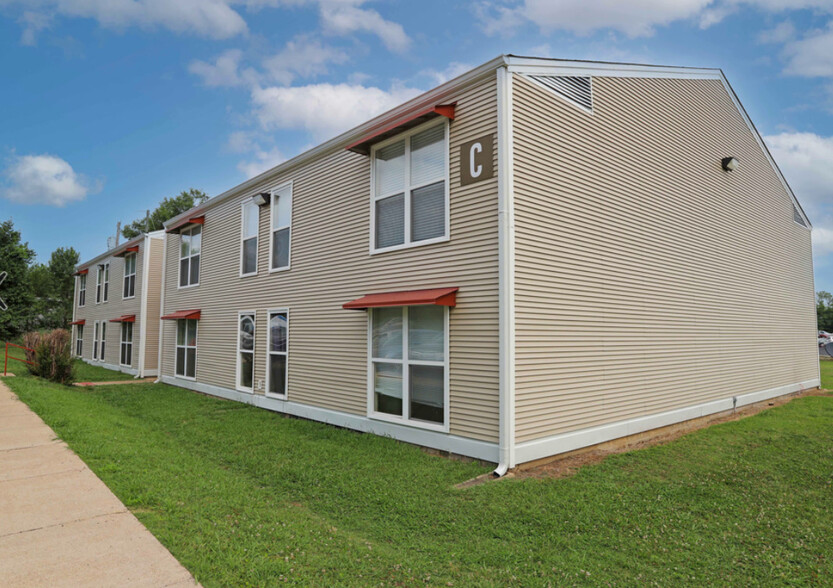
[721, 157, 739, 172]
[253, 192, 271, 206]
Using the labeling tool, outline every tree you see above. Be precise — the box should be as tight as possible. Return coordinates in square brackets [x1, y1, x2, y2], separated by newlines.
[48, 247, 80, 328]
[818, 291, 833, 333]
[0, 219, 36, 341]
[122, 189, 209, 238]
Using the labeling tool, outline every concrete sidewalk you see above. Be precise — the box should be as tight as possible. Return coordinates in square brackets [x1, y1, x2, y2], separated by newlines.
[0, 379, 199, 587]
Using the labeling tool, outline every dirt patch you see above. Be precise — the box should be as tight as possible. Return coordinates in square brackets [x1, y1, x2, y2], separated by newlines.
[74, 378, 156, 387]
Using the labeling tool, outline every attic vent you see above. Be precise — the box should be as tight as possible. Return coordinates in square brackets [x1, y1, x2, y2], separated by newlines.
[527, 75, 593, 112]
[794, 205, 807, 227]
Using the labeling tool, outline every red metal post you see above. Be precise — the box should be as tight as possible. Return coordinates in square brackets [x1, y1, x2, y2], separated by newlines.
[4, 341, 8, 376]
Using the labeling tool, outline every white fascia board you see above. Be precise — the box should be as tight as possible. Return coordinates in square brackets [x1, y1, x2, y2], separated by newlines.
[506, 56, 722, 80]
[515, 378, 820, 465]
[137, 233, 151, 377]
[159, 376, 499, 463]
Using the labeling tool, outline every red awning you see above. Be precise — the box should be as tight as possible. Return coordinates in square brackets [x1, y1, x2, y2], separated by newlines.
[160, 309, 201, 320]
[166, 215, 205, 234]
[109, 315, 136, 323]
[346, 104, 456, 155]
[343, 287, 458, 310]
[114, 245, 139, 258]
[70, 319, 86, 326]
[74, 268, 89, 276]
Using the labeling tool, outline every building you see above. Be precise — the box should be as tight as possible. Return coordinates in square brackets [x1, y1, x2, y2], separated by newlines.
[71, 231, 165, 378]
[81, 55, 818, 473]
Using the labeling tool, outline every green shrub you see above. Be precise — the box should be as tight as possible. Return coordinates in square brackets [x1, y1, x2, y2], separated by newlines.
[22, 329, 74, 385]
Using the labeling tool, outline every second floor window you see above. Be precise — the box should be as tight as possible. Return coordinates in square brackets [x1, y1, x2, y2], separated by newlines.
[96, 263, 109, 303]
[123, 253, 136, 299]
[270, 183, 292, 271]
[372, 121, 448, 252]
[179, 225, 201, 287]
[78, 274, 86, 307]
[241, 200, 259, 276]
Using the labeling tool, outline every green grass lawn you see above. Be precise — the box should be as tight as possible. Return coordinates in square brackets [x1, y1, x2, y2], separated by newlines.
[1, 344, 134, 381]
[821, 358, 833, 389]
[4, 363, 833, 586]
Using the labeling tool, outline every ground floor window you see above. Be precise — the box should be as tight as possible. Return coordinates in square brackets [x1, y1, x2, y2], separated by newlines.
[93, 321, 106, 361]
[266, 310, 288, 398]
[369, 305, 447, 428]
[176, 319, 197, 378]
[238, 312, 255, 391]
[120, 322, 133, 367]
[75, 325, 83, 357]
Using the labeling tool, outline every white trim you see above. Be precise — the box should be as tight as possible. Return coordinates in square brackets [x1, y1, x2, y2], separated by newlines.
[369, 118, 450, 255]
[175, 318, 198, 379]
[265, 308, 289, 399]
[177, 225, 201, 289]
[138, 235, 151, 377]
[514, 378, 821, 464]
[74, 324, 83, 358]
[496, 65, 517, 472]
[122, 252, 137, 300]
[239, 198, 259, 278]
[77, 274, 86, 308]
[102, 262, 109, 303]
[156, 231, 168, 382]
[119, 321, 134, 368]
[236, 310, 256, 393]
[79, 357, 139, 377]
[159, 375, 499, 463]
[506, 56, 723, 80]
[268, 180, 293, 273]
[367, 306, 450, 434]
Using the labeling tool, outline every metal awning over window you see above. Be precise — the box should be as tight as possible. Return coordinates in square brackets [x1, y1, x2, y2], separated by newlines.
[74, 268, 89, 276]
[166, 215, 205, 234]
[346, 104, 455, 156]
[160, 309, 201, 320]
[70, 319, 86, 325]
[343, 287, 458, 310]
[113, 245, 139, 258]
[109, 315, 136, 323]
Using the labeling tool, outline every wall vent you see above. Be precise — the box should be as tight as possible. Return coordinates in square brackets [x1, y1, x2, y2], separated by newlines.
[526, 75, 593, 112]
[794, 205, 807, 227]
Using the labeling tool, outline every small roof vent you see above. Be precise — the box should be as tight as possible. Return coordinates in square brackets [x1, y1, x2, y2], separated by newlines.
[794, 205, 807, 227]
[526, 75, 593, 112]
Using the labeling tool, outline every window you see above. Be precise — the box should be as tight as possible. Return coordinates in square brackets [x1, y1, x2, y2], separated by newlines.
[270, 183, 292, 271]
[75, 325, 83, 357]
[241, 200, 259, 276]
[176, 319, 198, 378]
[78, 274, 86, 307]
[120, 322, 133, 366]
[123, 253, 136, 299]
[372, 122, 448, 252]
[238, 312, 255, 391]
[266, 310, 288, 398]
[96, 263, 109, 303]
[369, 305, 447, 429]
[179, 225, 201, 287]
[93, 320, 106, 361]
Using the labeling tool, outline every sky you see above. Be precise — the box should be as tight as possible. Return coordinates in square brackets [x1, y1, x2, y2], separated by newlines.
[1, 0, 833, 292]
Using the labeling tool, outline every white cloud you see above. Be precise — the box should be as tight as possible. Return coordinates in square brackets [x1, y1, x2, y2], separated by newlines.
[318, 1, 410, 52]
[758, 21, 796, 44]
[765, 131, 833, 254]
[250, 82, 420, 140]
[1, 154, 99, 207]
[262, 35, 349, 85]
[189, 49, 258, 87]
[18, 11, 53, 45]
[421, 62, 473, 86]
[782, 22, 833, 76]
[0, 0, 249, 39]
[237, 146, 287, 178]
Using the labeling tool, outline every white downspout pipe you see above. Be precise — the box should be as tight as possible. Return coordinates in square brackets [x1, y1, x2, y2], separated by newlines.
[495, 61, 516, 476]
[154, 230, 168, 384]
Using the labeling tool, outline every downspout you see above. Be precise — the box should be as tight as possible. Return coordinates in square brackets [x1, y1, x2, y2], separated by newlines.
[495, 62, 516, 476]
[155, 231, 168, 384]
[137, 234, 151, 378]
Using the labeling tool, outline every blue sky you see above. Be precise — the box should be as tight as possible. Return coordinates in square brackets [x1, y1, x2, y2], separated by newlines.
[1, 0, 832, 291]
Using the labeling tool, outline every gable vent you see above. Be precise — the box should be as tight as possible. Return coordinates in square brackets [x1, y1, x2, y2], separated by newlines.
[794, 205, 808, 227]
[526, 75, 593, 112]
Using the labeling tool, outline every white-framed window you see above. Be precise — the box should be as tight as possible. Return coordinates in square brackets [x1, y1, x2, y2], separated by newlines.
[120, 322, 133, 367]
[240, 200, 259, 277]
[237, 311, 255, 392]
[179, 225, 201, 288]
[75, 325, 83, 357]
[368, 305, 448, 430]
[175, 319, 198, 379]
[93, 320, 106, 361]
[96, 263, 109, 303]
[269, 183, 292, 272]
[371, 120, 449, 254]
[78, 274, 86, 307]
[266, 309, 288, 398]
[123, 253, 136, 299]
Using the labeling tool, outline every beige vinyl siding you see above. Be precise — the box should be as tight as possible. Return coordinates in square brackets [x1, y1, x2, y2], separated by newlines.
[142, 236, 164, 371]
[161, 74, 500, 442]
[512, 73, 818, 444]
